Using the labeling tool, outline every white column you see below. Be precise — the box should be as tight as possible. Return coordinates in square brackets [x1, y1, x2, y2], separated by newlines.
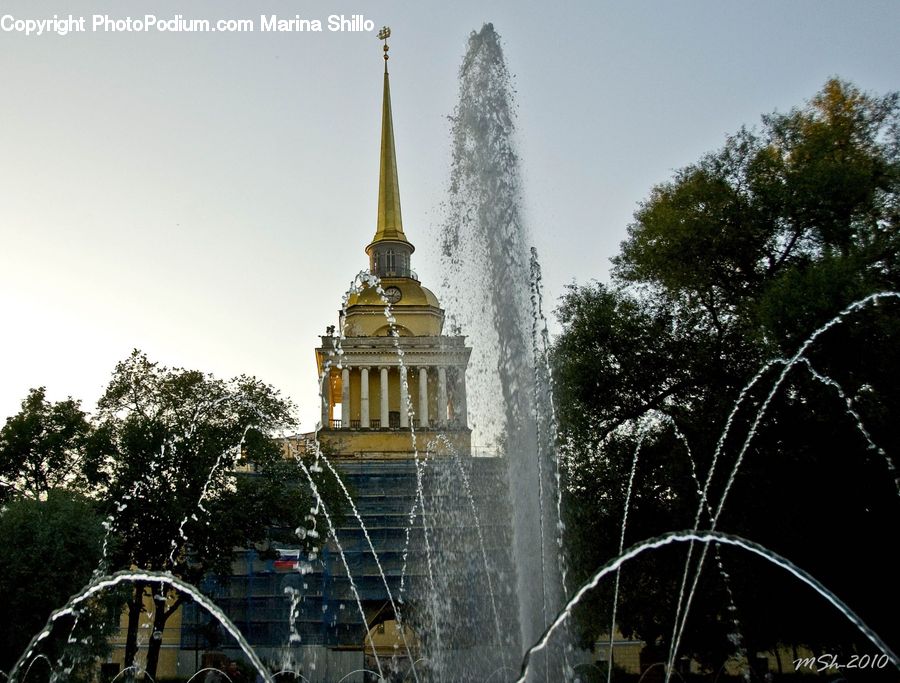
[418, 367, 429, 428]
[380, 367, 389, 428]
[341, 367, 350, 428]
[458, 367, 468, 426]
[399, 365, 409, 428]
[437, 366, 448, 427]
[320, 370, 330, 427]
[360, 367, 370, 428]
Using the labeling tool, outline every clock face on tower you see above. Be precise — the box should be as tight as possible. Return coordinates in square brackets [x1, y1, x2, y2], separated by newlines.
[384, 286, 402, 304]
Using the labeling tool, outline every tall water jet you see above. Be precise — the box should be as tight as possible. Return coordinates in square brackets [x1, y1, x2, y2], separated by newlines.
[437, 23, 565, 667]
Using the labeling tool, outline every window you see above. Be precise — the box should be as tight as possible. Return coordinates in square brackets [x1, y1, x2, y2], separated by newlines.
[386, 249, 395, 272]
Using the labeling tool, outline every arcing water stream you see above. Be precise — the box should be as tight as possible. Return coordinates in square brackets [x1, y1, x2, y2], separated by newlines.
[515, 531, 900, 683]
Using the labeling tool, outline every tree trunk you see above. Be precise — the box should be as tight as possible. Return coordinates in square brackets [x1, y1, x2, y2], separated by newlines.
[123, 581, 147, 678]
[144, 584, 171, 680]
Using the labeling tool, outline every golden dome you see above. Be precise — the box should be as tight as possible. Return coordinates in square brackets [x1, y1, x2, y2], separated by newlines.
[346, 279, 440, 308]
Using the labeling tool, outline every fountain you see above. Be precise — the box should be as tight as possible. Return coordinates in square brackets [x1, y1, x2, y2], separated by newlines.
[5, 22, 899, 683]
[436, 24, 567, 674]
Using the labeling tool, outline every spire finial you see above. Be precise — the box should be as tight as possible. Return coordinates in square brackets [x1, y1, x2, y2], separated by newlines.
[377, 26, 391, 73]
[367, 25, 413, 256]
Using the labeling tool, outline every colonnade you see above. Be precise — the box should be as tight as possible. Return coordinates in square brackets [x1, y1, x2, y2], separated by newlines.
[322, 364, 467, 430]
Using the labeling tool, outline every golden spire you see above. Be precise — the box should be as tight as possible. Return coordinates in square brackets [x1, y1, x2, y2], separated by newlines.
[369, 26, 413, 251]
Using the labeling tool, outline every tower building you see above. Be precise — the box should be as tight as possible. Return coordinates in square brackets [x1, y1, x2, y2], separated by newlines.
[316, 33, 471, 459]
[172, 35, 514, 683]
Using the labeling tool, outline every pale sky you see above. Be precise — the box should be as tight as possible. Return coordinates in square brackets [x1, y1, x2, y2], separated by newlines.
[1, 0, 898, 430]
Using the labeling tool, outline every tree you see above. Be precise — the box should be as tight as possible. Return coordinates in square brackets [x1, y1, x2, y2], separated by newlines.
[0, 387, 94, 502]
[554, 79, 900, 669]
[0, 354, 342, 677]
[90, 350, 333, 678]
[0, 391, 119, 680]
[0, 490, 112, 677]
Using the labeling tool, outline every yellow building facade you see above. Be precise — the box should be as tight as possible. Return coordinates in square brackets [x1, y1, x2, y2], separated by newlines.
[106, 590, 183, 680]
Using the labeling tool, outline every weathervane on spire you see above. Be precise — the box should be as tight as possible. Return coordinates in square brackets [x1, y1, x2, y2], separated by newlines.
[377, 26, 391, 72]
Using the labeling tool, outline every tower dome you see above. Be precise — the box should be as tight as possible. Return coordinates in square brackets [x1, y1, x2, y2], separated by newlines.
[314, 32, 471, 458]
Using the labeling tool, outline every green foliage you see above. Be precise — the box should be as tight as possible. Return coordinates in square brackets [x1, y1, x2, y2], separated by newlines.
[87, 350, 332, 677]
[554, 79, 900, 669]
[0, 388, 94, 502]
[0, 490, 113, 675]
[553, 283, 694, 445]
[0, 351, 344, 679]
[614, 79, 899, 313]
[90, 351, 308, 577]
